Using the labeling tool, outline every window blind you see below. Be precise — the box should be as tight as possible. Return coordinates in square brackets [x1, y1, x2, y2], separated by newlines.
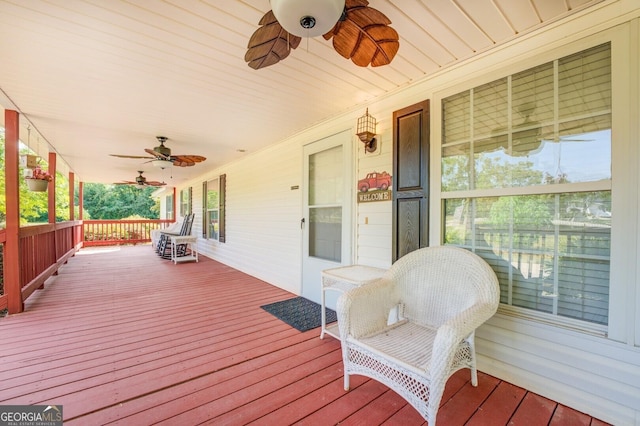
[441, 43, 612, 326]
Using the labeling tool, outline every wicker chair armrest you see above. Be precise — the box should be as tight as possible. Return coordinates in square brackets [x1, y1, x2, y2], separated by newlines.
[446, 301, 498, 340]
[426, 302, 498, 373]
[337, 278, 399, 340]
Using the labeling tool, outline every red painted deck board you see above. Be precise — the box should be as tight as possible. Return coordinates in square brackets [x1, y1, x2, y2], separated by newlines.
[466, 381, 527, 425]
[0, 246, 609, 425]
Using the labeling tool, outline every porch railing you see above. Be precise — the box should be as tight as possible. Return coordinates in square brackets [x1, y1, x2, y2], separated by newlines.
[0, 221, 83, 312]
[19, 221, 83, 300]
[82, 219, 174, 246]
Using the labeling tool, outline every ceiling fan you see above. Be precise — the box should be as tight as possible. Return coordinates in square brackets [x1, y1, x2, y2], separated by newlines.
[490, 103, 600, 157]
[115, 171, 166, 187]
[245, 0, 399, 70]
[110, 136, 206, 167]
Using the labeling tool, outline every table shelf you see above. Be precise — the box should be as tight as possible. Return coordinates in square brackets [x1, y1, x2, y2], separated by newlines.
[320, 265, 386, 339]
[169, 235, 198, 264]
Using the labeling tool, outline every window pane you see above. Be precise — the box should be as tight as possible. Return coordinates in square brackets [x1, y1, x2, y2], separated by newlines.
[475, 137, 544, 189]
[207, 179, 219, 208]
[165, 195, 174, 220]
[309, 206, 341, 262]
[180, 188, 191, 216]
[207, 210, 219, 240]
[444, 192, 610, 325]
[309, 146, 343, 205]
[473, 78, 507, 138]
[559, 43, 611, 119]
[473, 125, 611, 188]
[512, 62, 554, 127]
[442, 144, 470, 191]
[443, 91, 470, 143]
[206, 179, 219, 240]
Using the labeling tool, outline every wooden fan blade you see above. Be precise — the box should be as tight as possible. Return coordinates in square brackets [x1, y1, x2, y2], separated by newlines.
[114, 181, 137, 185]
[144, 148, 171, 160]
[324, 0, 399, 67]
[110, 154, 154, 160]
[245, 10, 301, 70]
[145, 181, 166, 187]
[171, 155, 206, 167]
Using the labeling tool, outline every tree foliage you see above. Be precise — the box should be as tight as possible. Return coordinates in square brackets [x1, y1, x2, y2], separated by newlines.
[1, 133, 159, 225]
[82, 183, 159, 219]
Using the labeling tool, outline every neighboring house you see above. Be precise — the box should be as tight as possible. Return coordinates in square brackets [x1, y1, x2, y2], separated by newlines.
[161, 2, 640, 425]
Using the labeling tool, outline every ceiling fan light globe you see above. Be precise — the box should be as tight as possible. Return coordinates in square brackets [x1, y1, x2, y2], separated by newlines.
[152, 159, 172, 169]
[270, 0, 345, 37]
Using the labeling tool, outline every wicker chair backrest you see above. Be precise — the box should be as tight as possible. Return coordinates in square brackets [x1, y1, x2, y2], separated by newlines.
[384, 246, 499, 329]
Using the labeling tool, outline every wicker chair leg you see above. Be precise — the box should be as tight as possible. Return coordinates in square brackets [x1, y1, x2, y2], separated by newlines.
[467, 332, 478, 387]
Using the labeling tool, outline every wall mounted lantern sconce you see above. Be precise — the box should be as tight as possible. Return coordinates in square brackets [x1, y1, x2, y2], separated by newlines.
[356, 108, 377, 153]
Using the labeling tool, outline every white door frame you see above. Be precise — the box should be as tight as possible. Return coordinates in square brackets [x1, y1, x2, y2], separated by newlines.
[301, 130, 353, 309]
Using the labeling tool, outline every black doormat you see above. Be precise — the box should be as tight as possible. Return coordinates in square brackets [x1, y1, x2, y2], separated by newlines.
[260, 297, 337, 332]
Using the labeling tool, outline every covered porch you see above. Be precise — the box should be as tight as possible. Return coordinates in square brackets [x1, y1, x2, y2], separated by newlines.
[0, 245, 606, 425]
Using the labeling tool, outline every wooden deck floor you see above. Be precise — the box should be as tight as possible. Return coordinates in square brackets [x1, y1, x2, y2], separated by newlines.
[0, 246, 608, 425]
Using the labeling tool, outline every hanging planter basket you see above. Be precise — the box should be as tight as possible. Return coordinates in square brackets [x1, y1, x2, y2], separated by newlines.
[26, 178, 49, 192]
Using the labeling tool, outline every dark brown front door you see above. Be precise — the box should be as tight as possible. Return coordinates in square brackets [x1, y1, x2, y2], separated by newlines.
[392, 100, 430, 262]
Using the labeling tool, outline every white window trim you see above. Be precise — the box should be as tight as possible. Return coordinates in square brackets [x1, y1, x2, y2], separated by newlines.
[432, 25, 636, 343]
[204, 178, 220, 242]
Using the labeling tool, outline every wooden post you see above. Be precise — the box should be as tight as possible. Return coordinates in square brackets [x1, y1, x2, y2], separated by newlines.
[48, 152, 56, 223]
[78, 181, 84, 220]
[172, 187, 177, 220]
[4, 110, 23, 313]
[69, 171, 75, 221]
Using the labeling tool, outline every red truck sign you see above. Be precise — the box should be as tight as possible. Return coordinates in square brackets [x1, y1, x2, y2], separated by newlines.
[358, 172, 392, 192]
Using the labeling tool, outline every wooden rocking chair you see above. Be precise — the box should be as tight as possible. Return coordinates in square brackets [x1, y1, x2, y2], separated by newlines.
[157, 214, 194, 259]
[152, 218, 183, 252]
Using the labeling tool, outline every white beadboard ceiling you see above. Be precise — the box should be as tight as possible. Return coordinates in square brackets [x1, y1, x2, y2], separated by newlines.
[0, 0, 603, 185]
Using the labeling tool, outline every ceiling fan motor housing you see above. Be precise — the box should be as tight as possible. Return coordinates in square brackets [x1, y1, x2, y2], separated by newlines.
[136, 172, 146, 185]
[155, 136, 172, 157]
[270, 0, 345, 37]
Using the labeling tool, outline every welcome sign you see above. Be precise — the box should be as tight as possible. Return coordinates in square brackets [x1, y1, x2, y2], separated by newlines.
[358, 190, 391, 203]
[357, 171, 393, 203]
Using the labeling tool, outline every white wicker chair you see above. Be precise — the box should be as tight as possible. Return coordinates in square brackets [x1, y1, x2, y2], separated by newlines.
[151, 218, 182, 251]
[337, 246, 500, 425]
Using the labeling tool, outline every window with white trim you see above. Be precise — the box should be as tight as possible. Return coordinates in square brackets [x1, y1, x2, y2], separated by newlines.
[204, 178, 219, 240]
[202, 175, 225, 242]
[441, 43, 611, 327]
[165, 194, 174, 221]
[180, 187, 192, 216]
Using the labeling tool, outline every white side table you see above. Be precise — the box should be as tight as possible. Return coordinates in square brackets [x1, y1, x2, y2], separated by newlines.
[320, 265, 387, 339]
[169, 235, 198, 264]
